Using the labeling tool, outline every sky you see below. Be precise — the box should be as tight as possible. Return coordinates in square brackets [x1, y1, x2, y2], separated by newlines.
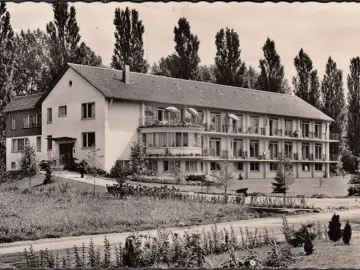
[6, 2, 360, 87]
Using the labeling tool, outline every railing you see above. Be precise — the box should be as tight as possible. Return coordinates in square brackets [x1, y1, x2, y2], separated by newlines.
[302, 153, 310, 160]
[330, 154, 340, 161]
[222, 125, 242, 134]
[233, 150, 243, 158]
[210, 148, 220, 157]
[330, 133, 340, 141]
[139, 117, 204, 128]
[23, 123, 41, 128]
[284, 130, 293, 137]
[260, 128, 266, 135]
[294, 153, 299, 160]
[207, 124, 221, 133]
[247, 127, 259, 134]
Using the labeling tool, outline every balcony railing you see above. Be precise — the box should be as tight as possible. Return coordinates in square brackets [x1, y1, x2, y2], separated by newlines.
[330, 154, 340, 161]
[222, 125, 243, 134]
[330, 133, 340, 140]
[247, 127, 259, 134]
[139, 117, 204, 128]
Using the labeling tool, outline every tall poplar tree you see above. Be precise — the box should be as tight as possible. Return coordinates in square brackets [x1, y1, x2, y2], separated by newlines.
[0, 3, 15, 174]
[46, 2, 102, 86]
[258, 38, 287, 93]
[347, 57, 360, 156]
[243, 66, 260, 89]
[293, 48, 321, 108]
[321, 56, 346, 156]
[214, 27, 246, 87]
[111, 7, 148, 73]
[173, 17, 200, 80]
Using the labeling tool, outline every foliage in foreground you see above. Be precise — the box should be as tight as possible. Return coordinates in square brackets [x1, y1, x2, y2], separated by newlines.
[24, 225, 277, 268]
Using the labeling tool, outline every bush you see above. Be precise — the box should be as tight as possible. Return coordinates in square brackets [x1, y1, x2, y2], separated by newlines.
[342, 150, 358, 173]
[186, 175, 205, 182]
[238, 173, 243, 180]
[304, 236, 314, 255]
[348, 185, 360, 196]
[265, 240, 294, 268]
[328, 214, 342, 242]
[348, 175, 360, 184]
[343, 221, 352, 245]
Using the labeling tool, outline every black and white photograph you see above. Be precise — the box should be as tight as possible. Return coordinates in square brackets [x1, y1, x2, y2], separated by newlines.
[0, 1, 359, 268]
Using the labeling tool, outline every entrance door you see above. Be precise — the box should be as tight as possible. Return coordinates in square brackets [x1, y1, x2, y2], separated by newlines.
[59, 143, 74, 167]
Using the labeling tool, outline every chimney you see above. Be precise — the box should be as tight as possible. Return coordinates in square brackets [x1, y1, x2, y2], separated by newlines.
[123, 65, 130, 84]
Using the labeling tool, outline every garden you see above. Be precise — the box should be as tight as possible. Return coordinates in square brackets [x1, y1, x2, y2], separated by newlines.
[1, 213, 354, 268]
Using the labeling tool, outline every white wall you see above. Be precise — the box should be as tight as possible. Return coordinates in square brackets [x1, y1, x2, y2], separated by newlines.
[6, 136, 44, 171]
[41, 68, 107, 169]
[104, 100, 141, 172]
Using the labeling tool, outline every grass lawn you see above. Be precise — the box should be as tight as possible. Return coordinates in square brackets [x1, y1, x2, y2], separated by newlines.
[126, 174, 353, 198]
[0, 175, 272, 244]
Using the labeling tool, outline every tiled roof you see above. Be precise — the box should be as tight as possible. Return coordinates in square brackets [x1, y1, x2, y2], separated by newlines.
[3, 93, 43, 113]
[68, 63, 333, 122]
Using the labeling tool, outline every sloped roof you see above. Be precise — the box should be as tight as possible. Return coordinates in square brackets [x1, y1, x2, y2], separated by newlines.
[3, 93, 43, 113]
[58, 63, 334, 122]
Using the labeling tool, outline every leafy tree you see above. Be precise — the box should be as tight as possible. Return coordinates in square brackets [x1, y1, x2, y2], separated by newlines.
[293, 48, 321, 108]
[341, 148, 358, 173]
[13, 29, 50, 95]
[173, 17, 200, 80]
[342, 221, 352, 245]
[214, 28, 246, 87]
[243, 66, 260, 89]
[0, 3, 15, 175]
[321, 57, 346, 156]
[211, 151, 234, 195]
[271, 154, 295, 203]
[111, 7, 148, 73]
[347, 57, 360, 156]
[18, 142, 39, 188]
[151, 54, 179, 77]
[46, 2, 102, 86]
[129, 140, 148, 176]
[258, 38, 287, 93]
[110, 159, 130, 186]
[196, 65, 215, 83]
[328, 213, 342, 242]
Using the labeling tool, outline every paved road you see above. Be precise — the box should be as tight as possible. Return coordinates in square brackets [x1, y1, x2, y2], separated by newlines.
[1, 208, 360, 255]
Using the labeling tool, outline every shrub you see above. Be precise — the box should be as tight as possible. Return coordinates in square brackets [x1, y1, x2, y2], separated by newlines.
[271, 155, 295, 199]
[348, 184, 360, 196]
[265, 240, 294, 268]
[304, 236, 314, 255]
[348, 175, 360, 185]
[110, 159, 130, 182]
[328, 214, 342, 242]
[238, 173, 243, 180]
[186, 175, 205, 182]
[18, 143, 39, 188]
[43, 162, 53, 185]
[342, 221, 352, 245]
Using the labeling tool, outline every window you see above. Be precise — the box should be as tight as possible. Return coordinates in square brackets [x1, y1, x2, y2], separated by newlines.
[47, 135, 52, 151]
[315, 164, 323, 171]
[82, 102, 95, 119]
[250, 162, 260, 171]
[23, 114, 41, 128]
[233, 139, 243, 158]
[11, 162, 16, 170]
[284, 142, 293, 158]
[82, 132, 96, 148]
[12, 138, 28, 152]
[249, 140, 259, 158]
[183, 133, 189, 147]
[211, 162, 221, 171]
[36, 136, 41, 152]
[146, 133, 154, 147]
[302, 143, 310, 160]
[315, 123, 322, 138]
[270, 163, 277, 171]
[201, 162, 204, 171]
[210, 139, 221, 157]
[236, 162, 243, 171]
[58, 106, 67, 117]
[11, 117, 15, 130]
[210, 113, 221, 132]
[250, 117, 259, 133]
[47, 108, 52, 123]
[163, 160, 179, 172]
[168, 133, 176, 147]
[269, 141, 278, 159]
[302, 121, 309, 138]
[147, 160, 158, 172]
[315, 144, 322, 160]
[302, 163, 310, 172]
[285, 120, 292, 136]
[158, 133, 167, 147]
[269, 118, 278, 136]
[185, 161, 197, 172]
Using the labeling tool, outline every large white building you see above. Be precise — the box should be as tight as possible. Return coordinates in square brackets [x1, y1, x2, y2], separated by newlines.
[4, 63, 340, 179]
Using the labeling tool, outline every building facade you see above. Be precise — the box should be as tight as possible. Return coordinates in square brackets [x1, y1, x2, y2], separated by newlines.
[4, 63, 339, 179]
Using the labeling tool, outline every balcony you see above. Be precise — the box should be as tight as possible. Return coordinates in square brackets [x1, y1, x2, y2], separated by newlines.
[222, 125, 242, 134]
[247, 127, 259, 135]
[139, 117, 204, 129]
[329, 133, 340, 141]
